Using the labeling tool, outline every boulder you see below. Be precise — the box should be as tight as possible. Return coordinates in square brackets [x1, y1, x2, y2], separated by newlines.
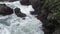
[14, 8, 26, 18]
[0, 4, 13, 16]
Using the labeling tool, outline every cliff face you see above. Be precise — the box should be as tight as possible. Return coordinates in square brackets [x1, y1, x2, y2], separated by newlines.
[0, 0, 60, 34]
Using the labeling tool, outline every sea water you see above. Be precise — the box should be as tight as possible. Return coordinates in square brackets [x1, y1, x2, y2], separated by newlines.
[0, 1, 44, 34]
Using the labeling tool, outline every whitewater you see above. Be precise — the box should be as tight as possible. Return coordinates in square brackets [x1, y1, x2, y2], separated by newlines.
[0, 1, 44, 34]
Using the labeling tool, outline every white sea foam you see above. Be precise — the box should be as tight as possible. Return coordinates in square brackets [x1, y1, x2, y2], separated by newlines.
[0, 1, 44, 34]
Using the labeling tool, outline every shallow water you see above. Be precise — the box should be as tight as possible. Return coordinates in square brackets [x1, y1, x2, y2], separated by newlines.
[0, 1, 44, 34]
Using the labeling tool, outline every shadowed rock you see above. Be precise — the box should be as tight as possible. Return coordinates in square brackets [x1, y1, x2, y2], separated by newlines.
[0, 0, 18, 2]
[20, 0, 30, 5]
[14, 8, 26, 18]
[0, 4, 13, 16]
[29, 0, 60, 34]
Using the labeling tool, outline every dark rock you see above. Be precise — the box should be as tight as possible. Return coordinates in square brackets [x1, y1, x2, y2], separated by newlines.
[14, 8, 26, 18]
[0, 0, 18, 2]
[0, 0, 59, 34]
[0, 4, 13, 16]
[43, 19, 59, 34]
[20, 0, 30, 5]
[9, 0, 18, 2]
[53, 28, 60, 34]
[29, 0, 60, 34]
[29, 0, 40, 9]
